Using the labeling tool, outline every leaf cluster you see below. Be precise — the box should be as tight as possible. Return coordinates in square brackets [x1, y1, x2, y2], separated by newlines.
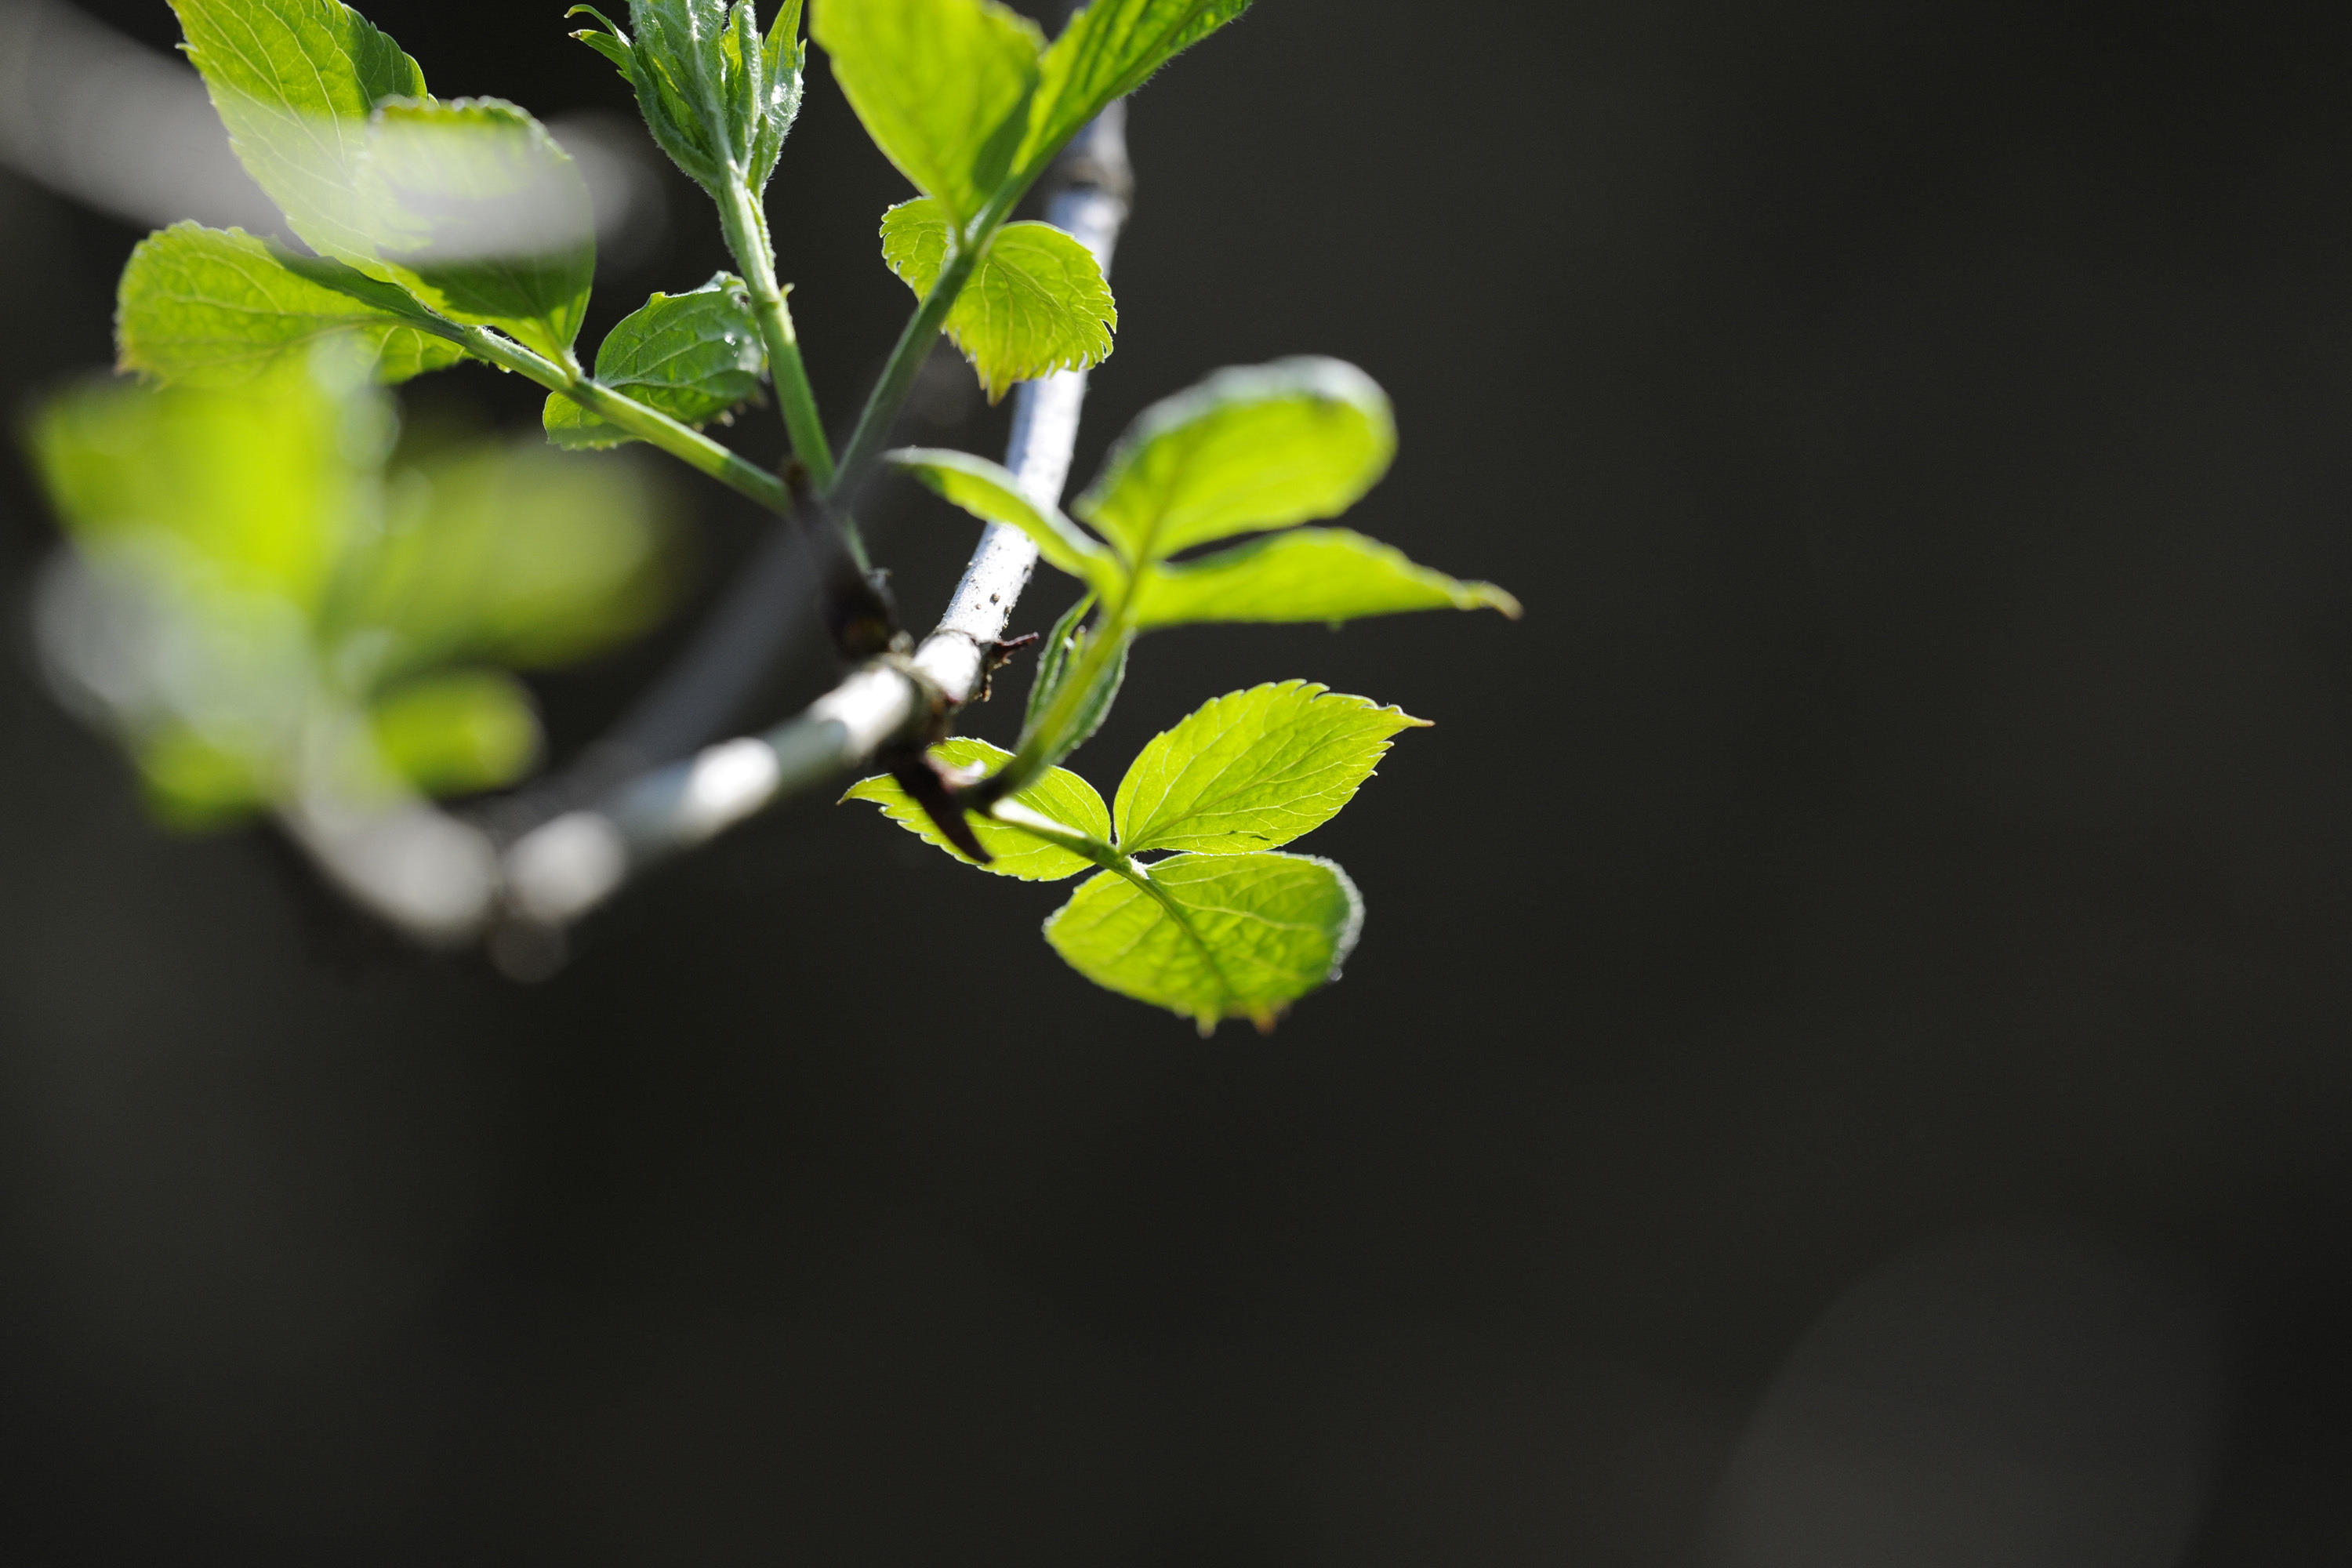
[848, 681, 1422, 1030]
[31, 355, 668, 826]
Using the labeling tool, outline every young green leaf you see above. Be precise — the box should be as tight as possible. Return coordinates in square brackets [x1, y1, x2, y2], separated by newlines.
[1024, 593, 1097, 739]
[368, 669, 541, 794]
[570, 0, 805, 197]
[1129, 527, 1521, 627]
[1043, 851, 1362, 1032]
[325, 443, 672, 688]
[1113, 681, 1426, 855]
[360, 98, 597, 362]
[33, 368, 366, 609]
[136, 725, 274, 830]
[1074, 357, 1396, 565]
[885, 445, 1112, 582]
[814, 0, 1043, 225]
[546, 274, 768, 449]
[171, 0, 427, 271]
[842, 737, 1110, 880]
[880, 199, 1116, 400]
[1017, 0, 1249, 177]
[118, 223, 466, 390]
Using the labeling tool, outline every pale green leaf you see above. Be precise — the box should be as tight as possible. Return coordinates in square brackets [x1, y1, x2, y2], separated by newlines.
[31, 368, 365, 609]
[885, 445, 1111, 582]
[172, 0, 426, 270]
[1130, 527, 1521, 627]
[1114, 681, 1426, 855]
[1075, 357, 1396, 564]
[546, 273, 767, 449]
[1017, 0, 1249, 176]
[840, 737, 1109, 880]
[368, 669, 540, 794]
[325, 443, 672, 688]
[1043, 851, 1362, 1031]
[880, 199, 1116, 400]
[118, 223, 465, 389]
[814, 0, 1042, 223]
[136, 724, 274, 830]
[360, 98, 597, 362]
[1019, 593, 1132, 768]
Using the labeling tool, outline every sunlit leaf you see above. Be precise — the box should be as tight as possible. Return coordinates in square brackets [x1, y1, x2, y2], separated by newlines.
[1019, 592, 1129, 767]
[570, 0, 806, 196]
[136, 724, 274, 829]
[1114, 681, 1426, 854]
[1130, 527, 1519, 627]
[841, 736, 1109, 880]
[814, 0, 1042, 224]
[360, 97, 597, 362]
[1043, 851, 1362, 1031]
[368, 669, 541, 794]
[880, 198, 1116, 400]
[546, 273, 767, 448]
[1018, 0, 1249, 176]
[171, 0, 427, 270]
[118, 223, 465, 389]
[1075, 356, 1396, 564]
[31, 366, 368, 608]
[885, 444, 1111, 582]
[325, 442, 672, 687]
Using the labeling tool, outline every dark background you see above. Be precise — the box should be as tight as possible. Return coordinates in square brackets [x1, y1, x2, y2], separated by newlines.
[4, 0, 2351, 1559]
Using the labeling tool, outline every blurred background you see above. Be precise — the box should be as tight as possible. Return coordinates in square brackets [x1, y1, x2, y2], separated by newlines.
[3, 0, 2350, 1559]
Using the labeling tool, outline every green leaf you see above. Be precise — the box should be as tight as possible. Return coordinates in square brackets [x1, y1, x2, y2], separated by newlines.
[359, 97, 597, 362]
[885, 445, 1111, 582]
[136, 724, 274, 830]
[324, 442, 672, 688]
[368, 669, 540, 794]
[1075, 357, 1396, 565]
[171, 0, 427, 270]
[571, 0, 806, 197]
[1043, 852, 1362, 1032]
[841, 737, 1109, 880]
[1113, 681, 1426, 855]
[546, 273, 767, 449]
[118, 223, 466, 389]
[31, 366, 367, 609]
[1017, 0, 1250, 176]
[1018, 597, 1129, 767]
[814, 0, 1043, 224]
[880, 199, 1116, 400]
[1131, 527, 1521, 627]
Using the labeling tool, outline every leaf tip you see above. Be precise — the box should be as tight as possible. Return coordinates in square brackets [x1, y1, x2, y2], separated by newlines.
[1474, 582, 1524, 619]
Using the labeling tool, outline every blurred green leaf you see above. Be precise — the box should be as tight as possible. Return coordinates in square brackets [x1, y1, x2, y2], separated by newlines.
[1018, 599, 1129, 768]
[884, 444, 1110, 581]
[1130, 527, 1519, 627]
[360, 97, 597, 362]
[1018, 0, 1248, 176]
[546, 274, 768, 449]
[1076, 357, 1396, 564]
[1114, 681, 1426, 855]
[171, 0, 427, 271]
[31, 365, 367, 609]
[368, 669, 541, 794]
[118, 223, 466, 390]
[1044, 851, 1362, 1031]
[842, 736, 1109, 880]
[881, 199, 1116, 399]
[326, 442, 672, 686]
[815, 0, 1042, 225]
[136, 724, 274, 829]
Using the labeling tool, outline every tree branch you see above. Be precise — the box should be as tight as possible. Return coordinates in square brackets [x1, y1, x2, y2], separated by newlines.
[501, 105, 1131, 938]
[274, 102, 1135, 960]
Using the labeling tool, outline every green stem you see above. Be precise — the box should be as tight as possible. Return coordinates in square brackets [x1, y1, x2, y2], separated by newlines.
[718, 183, 834, 490]
[830, 241, 982, 496]
[456, 325, 788, 514]
[985, 570, 1144, 803]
